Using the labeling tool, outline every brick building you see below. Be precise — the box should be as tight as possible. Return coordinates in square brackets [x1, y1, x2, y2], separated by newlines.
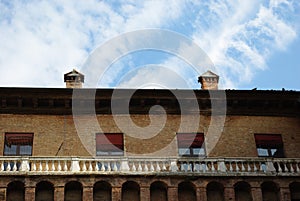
[0, 70, 299, 201]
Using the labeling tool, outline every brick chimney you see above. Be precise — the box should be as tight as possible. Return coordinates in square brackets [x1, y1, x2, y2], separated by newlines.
[64, 69, 84, 88]
[198, 70, 219, 90]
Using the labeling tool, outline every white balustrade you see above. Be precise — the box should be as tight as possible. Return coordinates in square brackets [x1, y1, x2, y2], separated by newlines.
[0, 157, 299, 176]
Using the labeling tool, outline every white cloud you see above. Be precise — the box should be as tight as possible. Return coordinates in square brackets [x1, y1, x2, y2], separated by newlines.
[0, 0, 299, 89]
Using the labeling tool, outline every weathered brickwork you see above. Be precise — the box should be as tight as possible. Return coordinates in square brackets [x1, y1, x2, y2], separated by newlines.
[0, 114, 299, 158]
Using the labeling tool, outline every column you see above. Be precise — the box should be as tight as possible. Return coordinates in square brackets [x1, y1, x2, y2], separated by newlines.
[280, 187, 291, 201]
[251, 186, 263, 201]
[25, 186, 35, 201]
[83, 186, 93, 201]
[54, 186, 64, 201]
[224, 187, 235, 201]
[0, 187, 6, 201]
[168, 186, 178, 201]
[140, 186, 150, 201]
[112, 186, 121, 201]
[197, 187, 207, 201]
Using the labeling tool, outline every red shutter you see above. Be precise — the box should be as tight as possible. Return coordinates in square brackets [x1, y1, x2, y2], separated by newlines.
[5, 133, 33, 145]
[254, 134, 283, 146]
[96, 133, 123, 150]
[177, 133, 204, 148]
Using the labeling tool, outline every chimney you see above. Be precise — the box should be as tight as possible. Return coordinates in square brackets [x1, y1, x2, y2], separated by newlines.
[198, 70, 219, 90]
[64, 69, 84, 88]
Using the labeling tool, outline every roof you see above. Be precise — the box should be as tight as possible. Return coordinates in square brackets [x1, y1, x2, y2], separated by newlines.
[0, 87, 299, 117]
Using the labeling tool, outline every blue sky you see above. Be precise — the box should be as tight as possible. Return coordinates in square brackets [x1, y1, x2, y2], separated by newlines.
[0, 0, 299, 90]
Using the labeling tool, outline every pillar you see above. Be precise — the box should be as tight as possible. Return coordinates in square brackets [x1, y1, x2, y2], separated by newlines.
[83, 186, 93, 201]
[140, 186, 150, 201]
[54, 186, 64, 201]
[112, 186, 121, 201]
[197, 187, 207, 201]
[168, 186, 178, 201]
[25, 186, 35, 201]
[251, 186, 263, 201]
[280, 187, 291, 201]
[0, 187, 6, 201]
[224, 187, 235, 201]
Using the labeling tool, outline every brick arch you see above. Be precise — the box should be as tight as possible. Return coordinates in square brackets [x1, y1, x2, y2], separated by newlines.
[35, 181, 54, 201]
[178, 181, 196, 201]
[290, 182, 300, 201]
[234, 181, 253, 201]
[93, 181, 112, 201]
[6, 181, 25, 201]
[122, 181, 140, 201]
[64, 181, 83, 201]
[206, 181, 224, 201]
[261, 181, 280, 201]
[150, 181, 168, 201]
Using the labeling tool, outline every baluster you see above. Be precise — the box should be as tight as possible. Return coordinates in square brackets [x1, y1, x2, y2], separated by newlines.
[45, 161, 49, 171]
[6, 162, 11, 171]
[150, 162, 154, 171]
[241, 162, 245, 171]
[137, 162, 142, 171]
[259, 162, 264, 172]
[63, 161, 68, 171]
[57, 161, 62, 171]
[162, 161, 167, 171]
[296, 162, 300, 172]
[39, 161, 43, 171]
[51, 161, 55, 171]
[107, 162, 112, 172]
[235, 162, 239, 172]
[100, 162, 105, 171]
[32, 161, 36, 171]
[94, 161, 99, 171]
[199, 162, 203, 172]
[132, 162, 136, 171]
[82, 161, 87, 171]
[156, 161, 161, 171]
[247, 162, 251, 172]
[1, 161, 4, 171]
[211, 162, 215, 172]
[229, 162, 233, 172]
[12, 161, 17, 171]
[88, 161, 93, 171]
[277, 162, 282, 172]
[253, 162, 257, 171]
[144, 162, 148, 172]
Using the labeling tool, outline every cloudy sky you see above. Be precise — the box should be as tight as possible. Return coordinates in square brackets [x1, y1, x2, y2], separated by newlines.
[0, 0, 299, 90]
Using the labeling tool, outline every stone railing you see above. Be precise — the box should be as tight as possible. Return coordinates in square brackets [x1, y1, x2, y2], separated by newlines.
[0, 157, 299, 176]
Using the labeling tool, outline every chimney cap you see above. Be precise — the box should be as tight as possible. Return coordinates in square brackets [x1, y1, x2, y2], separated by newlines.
[64, 69, 84, 83]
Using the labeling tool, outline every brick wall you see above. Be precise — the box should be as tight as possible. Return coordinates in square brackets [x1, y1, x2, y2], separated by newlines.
[0, 114, 299, 158]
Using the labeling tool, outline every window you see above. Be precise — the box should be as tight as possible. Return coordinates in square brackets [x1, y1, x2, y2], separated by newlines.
[254, 134, 284, 158]
[4, 133, 33, 156]
[177, 133, 205, 157]
[96, 133, 124, 156]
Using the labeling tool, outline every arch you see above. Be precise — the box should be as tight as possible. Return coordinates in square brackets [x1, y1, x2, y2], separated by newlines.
[64, 181, 83, 201]
[261, 181, 279, 201]
[207, 181, 224, 201]
[178, 181, 196, 201]
[234, 181, 253, 201]
[122, 181, 140, 201]
[93, 181, 112, 201]
[6, 181, 25, 201]
[290, 182, 300, 201]
[35, 181, 54, 201]
[150, 181, 168, 201]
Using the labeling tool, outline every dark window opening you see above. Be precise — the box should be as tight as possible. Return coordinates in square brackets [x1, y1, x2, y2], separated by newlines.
[254, 134, 284, 158]
[177, 133, 205, 157]
[4, 133, 33, 156]
[96, 133, 124, 156]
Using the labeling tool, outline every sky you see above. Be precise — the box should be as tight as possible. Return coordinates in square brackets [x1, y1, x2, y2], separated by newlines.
[0, 0, 299, 90]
